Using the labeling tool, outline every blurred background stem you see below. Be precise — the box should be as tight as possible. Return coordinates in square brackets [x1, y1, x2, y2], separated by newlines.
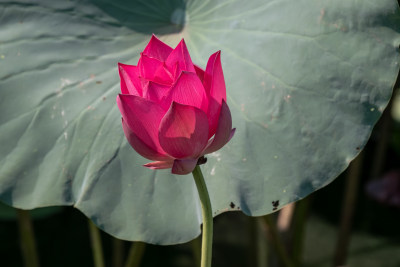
[112, 238, 125, 267]
[262, 214, 294, 267]
[88, 220, 105, 267]
[190, 236, 201, 267]
[17, 209, 40, 267]
[277, 203, 295, 234]
[124, 242, 146, 267]
[369, 87, 396, 180]
[277, 202, 295, 260]
[291, 198, 310, 266]
[333, 152, 364, 266]
[248, 217, 259, 267]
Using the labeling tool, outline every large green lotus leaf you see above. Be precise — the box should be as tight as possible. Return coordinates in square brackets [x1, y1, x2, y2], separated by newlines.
[0, 0, 399, 244]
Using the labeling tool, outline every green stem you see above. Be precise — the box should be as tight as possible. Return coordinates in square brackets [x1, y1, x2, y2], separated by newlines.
[124, 242, 146, 267]
[16, 209, 40, 267]
[88, 220, 105, 267]
[263, 215, 294, 267]
[192, 165, 213, 267]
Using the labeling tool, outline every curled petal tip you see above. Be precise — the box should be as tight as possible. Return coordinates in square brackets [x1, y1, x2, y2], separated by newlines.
[229, 128, 236, 140]
[144, 161, 174, 170]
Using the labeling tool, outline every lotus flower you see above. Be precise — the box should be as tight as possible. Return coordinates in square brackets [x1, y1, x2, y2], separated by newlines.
[116, 35, 235, 175]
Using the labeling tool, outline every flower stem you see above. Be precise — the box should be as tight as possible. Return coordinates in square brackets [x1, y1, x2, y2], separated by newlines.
[192, 165, 213, 267]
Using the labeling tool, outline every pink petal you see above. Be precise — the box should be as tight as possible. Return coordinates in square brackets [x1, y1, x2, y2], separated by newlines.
[159, 102, 209, 159]
[143, 160, 174, 169]
[117, 94, 170, 160]
[143, 81, 170, 103]
[171, 62, 180, 81]
[118, 63, 142, 96]
[161, 71, 208, 113]
[204, 100, 235, 154]
[194, 64, 205, 83]
[203, 51, 226, 97]
[137, 54, 163, 80]
[153, 63, 174, 85]
[172, 159, 198, 175]
[165, 39, 196, 75]
[203, 51, 227, 137]
[142, 35, 173, 61]
[122, 118, 170, 161]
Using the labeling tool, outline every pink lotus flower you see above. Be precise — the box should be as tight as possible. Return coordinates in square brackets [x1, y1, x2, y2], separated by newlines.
[116, 35, 235, 175]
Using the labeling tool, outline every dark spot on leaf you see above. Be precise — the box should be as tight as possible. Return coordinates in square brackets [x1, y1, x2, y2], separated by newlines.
[356, 147, 360, 150]
[272, 200, 279, 210]
[96, 81, 102, 84]
[102, 97, 106, 101]
[230, 202, 235, 208]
